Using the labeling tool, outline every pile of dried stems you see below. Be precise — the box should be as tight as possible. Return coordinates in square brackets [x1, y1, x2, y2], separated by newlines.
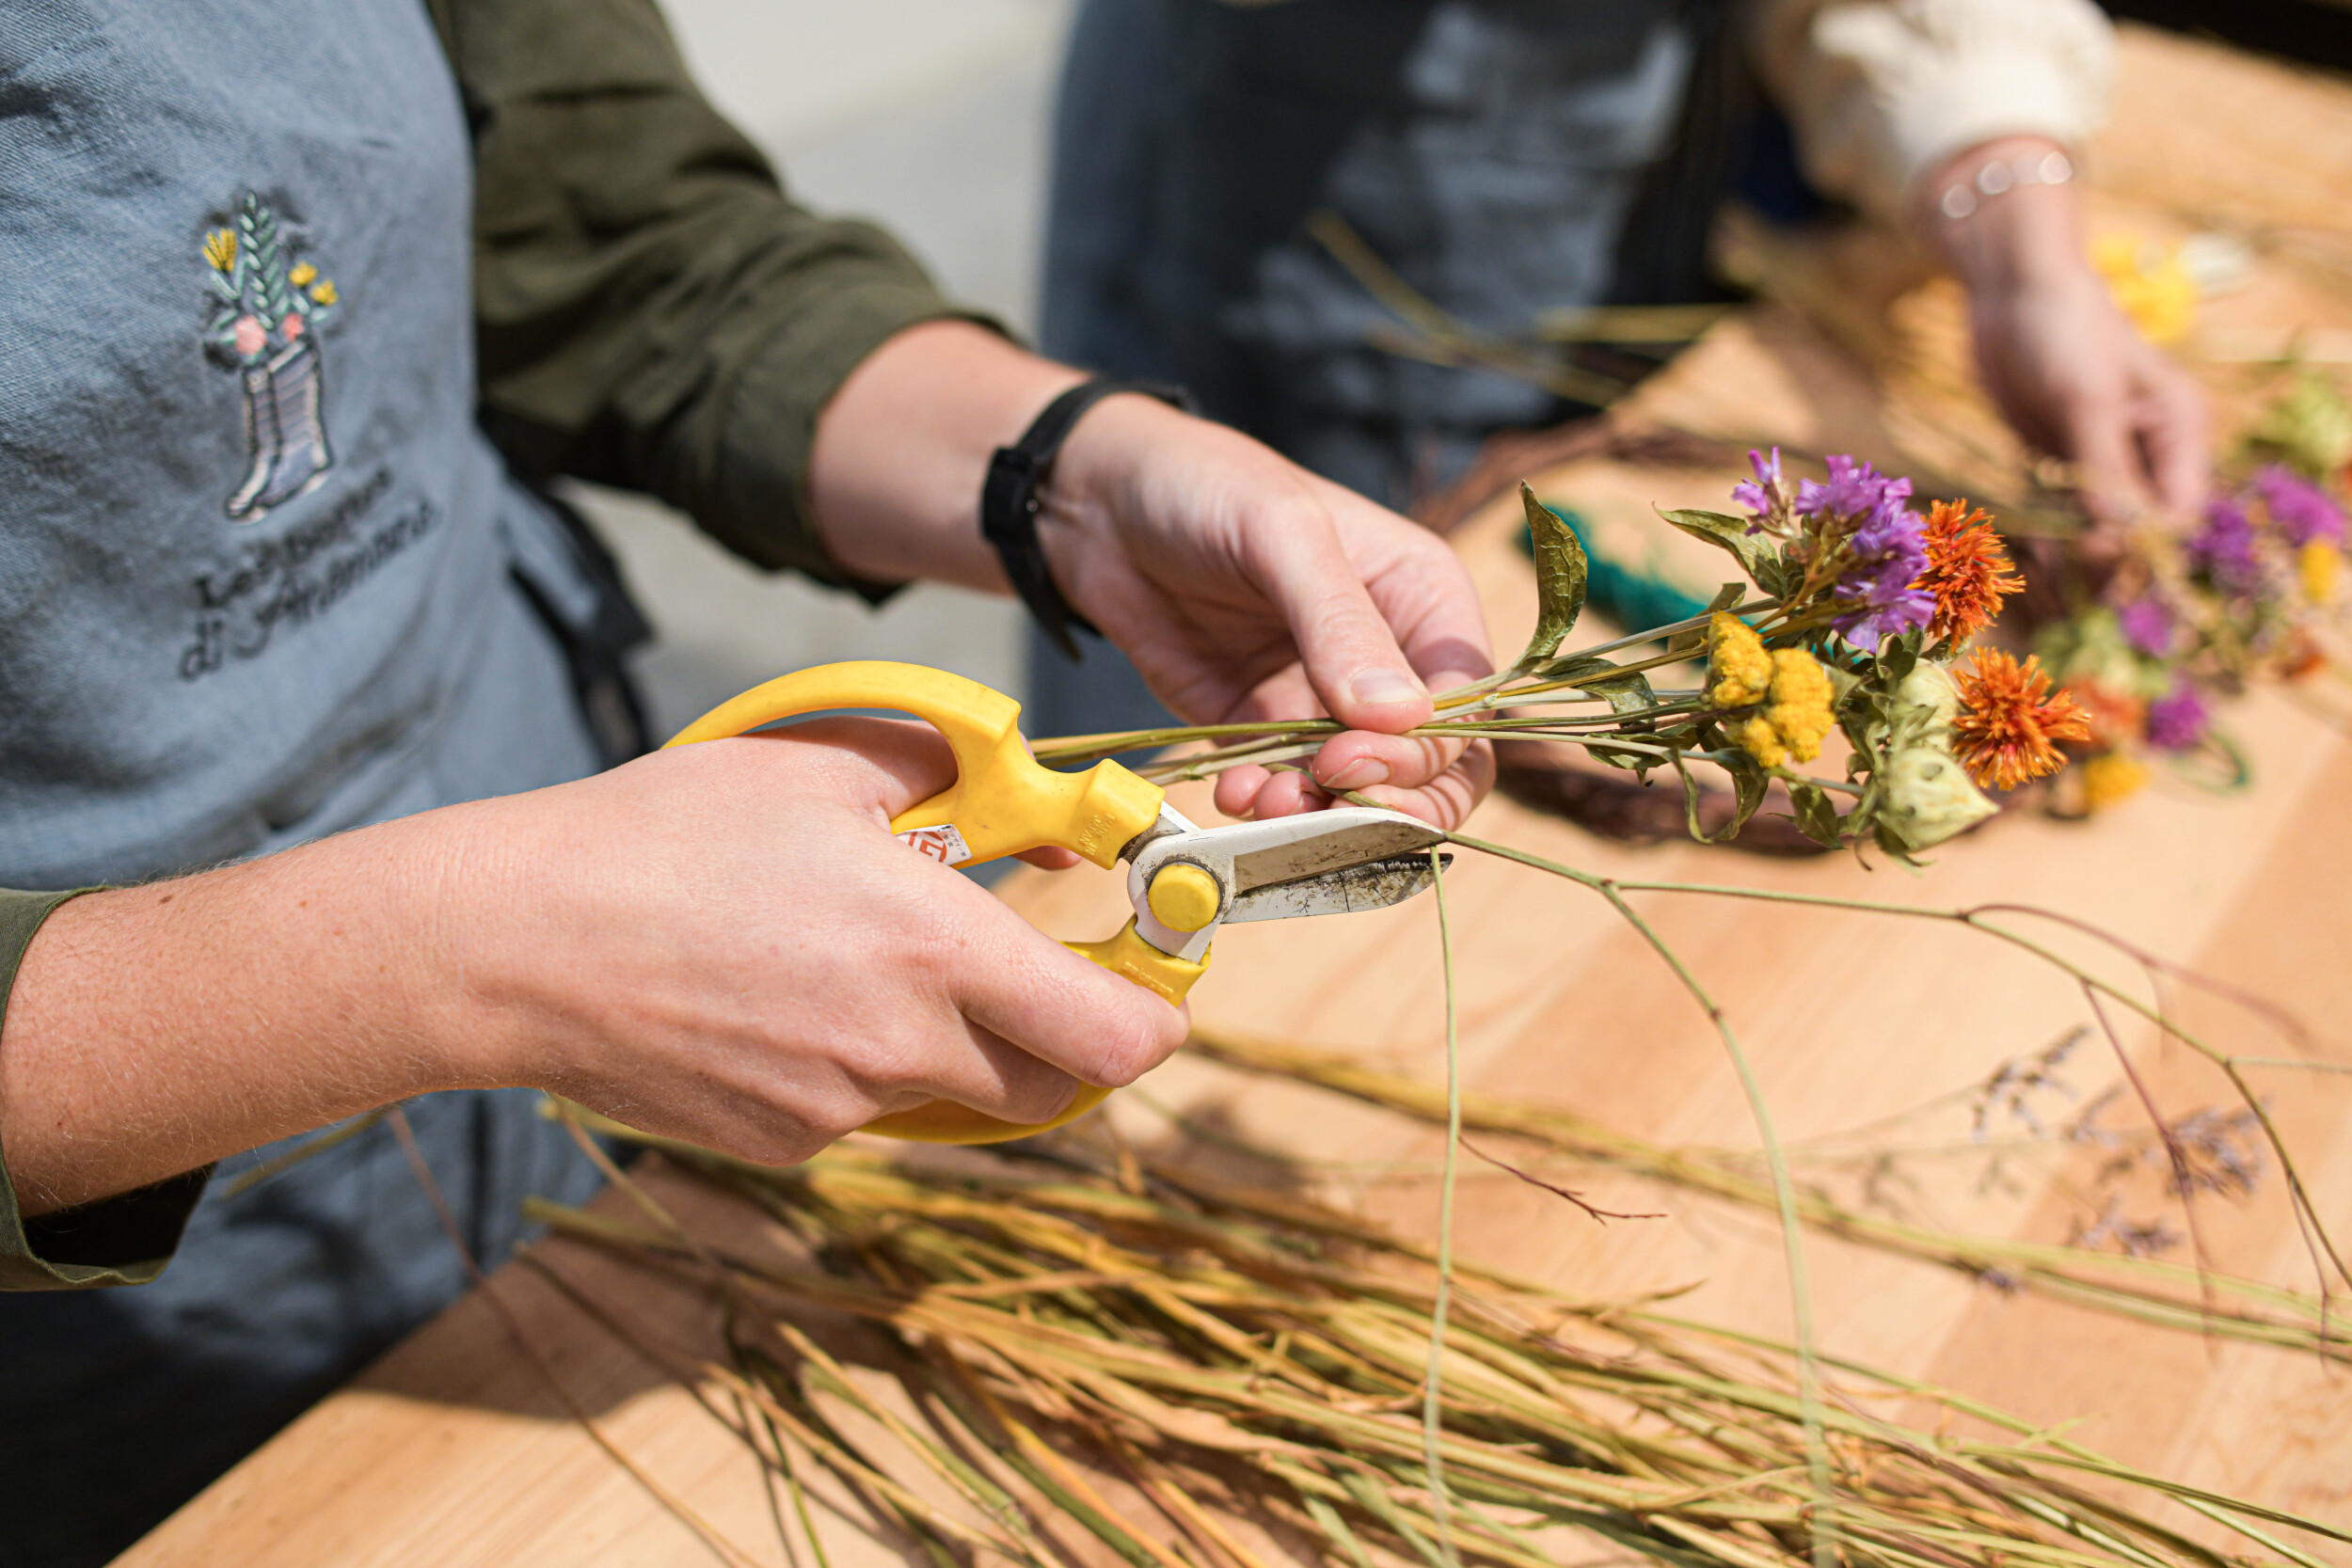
[522, 1117, 2344, 1568]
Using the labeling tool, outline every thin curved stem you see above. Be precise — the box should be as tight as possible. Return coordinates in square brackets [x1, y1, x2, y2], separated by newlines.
[1438, 832, 2352, 1305]
[1423, 847, 1464, 1568]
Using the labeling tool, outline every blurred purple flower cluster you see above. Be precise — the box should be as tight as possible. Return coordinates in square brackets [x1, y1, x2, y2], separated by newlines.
[2144, 683, 2209, 752]
[2115, 595, 2177, 658]
[2253, 464, 2346, 547]
[1796, 456, 1933, 648]
[2187, 499, 2264, 597]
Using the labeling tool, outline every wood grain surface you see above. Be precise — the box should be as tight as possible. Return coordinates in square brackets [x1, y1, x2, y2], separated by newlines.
[116, 24, 2352, 1568]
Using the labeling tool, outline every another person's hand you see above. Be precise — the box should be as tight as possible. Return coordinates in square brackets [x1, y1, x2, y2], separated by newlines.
[1, 721, 1186, 1212]
[807, 323, 1497, 831]
[1918, 136, 2209, 530]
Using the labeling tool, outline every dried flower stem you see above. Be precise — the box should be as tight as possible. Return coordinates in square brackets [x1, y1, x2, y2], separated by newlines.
[523, 1132, 2347, 1568]
[1424, 847, 1464, 1568]
[1419, 825, 2352, 1321]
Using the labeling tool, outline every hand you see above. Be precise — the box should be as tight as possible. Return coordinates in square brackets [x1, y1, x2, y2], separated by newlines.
[805, 323, 1497, 832]
[1918, 137, 2209, 528]
[446, 721, 1189, 1163]
[1044, 394, 1496, 828]
[1, 721, 1187, 1211]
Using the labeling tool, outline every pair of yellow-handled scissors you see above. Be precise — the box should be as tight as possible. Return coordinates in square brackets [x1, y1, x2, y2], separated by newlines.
[663, 661, 1449, 1146]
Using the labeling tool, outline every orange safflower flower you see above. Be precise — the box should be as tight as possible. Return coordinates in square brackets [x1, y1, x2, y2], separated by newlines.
[1915, 500, 2024, 643]
[1951, 649, 2091, 790]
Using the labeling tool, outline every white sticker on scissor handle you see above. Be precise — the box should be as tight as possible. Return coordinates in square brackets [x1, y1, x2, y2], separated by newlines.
[897, 824, 973, 866]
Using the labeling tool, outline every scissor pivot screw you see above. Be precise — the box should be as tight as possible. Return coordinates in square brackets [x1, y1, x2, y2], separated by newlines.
[1146, 863, 1222, 932]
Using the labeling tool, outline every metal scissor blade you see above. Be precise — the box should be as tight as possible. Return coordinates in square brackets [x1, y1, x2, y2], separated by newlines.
[1224, 851, 1451, 923]
[1225, 811, 1448, 896]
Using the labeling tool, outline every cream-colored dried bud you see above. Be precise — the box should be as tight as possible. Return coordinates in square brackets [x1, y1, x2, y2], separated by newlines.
[1891, 662, 1960, 739]
[1879, 741, 1997, 850]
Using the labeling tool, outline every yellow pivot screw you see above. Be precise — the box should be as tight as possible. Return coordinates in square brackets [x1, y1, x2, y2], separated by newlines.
[1146, 863, 1222, 932]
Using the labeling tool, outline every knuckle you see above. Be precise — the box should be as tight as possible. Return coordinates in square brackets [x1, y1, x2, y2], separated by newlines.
[1079, 1001, 1180, 1089]
[850, 1025, 938, 1094]
[1001, 1069, 1081, 1127]
[801, 1097, 879, 1145]
[729, 1115, 833, 1167]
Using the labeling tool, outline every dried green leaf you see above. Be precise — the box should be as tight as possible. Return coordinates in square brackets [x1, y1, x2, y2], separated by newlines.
[1782, 779, 1844, 848]
[1588, 671, 1660, 721]
[1654, 506, 1773, 583]
[1516, 483, 1589, 671]
[1719, 749, 1771, 833]
[1671, 752, 1715, 844]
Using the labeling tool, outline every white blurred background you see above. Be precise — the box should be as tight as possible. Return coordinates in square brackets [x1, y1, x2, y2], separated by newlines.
[564, 0, 1079, 737]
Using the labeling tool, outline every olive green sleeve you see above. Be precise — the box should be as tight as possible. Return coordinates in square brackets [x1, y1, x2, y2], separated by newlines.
[433, 0, 1002, 596]
[0, 890, 213, 1291]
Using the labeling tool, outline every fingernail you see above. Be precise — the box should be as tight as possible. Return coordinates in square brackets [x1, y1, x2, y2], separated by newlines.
[1321, 757, 1390, 791]
[1350, 668, 1422, 709]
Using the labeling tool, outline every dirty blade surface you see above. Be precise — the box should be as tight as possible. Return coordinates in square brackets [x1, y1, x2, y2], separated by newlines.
[1225, 850, 1451, 923]
[1225, 815, 1447, 896]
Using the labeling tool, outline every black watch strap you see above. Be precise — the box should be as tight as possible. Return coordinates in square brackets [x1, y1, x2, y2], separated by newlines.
[981, 377, 1194, 661]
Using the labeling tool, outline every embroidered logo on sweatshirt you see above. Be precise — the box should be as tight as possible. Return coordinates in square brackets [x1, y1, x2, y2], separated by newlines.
[201, 195, 342, 521]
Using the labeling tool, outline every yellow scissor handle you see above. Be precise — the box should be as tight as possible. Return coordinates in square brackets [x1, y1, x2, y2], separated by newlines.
[662, 660, 1206, 1145]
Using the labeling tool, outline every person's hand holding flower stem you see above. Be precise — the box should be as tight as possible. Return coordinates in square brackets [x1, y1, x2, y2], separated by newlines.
[1915, 135, 2210, 532]
[809, 322, 1497, 832]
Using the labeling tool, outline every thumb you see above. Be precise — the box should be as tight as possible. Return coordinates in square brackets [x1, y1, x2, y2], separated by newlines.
[1252, 502, 1432, 735]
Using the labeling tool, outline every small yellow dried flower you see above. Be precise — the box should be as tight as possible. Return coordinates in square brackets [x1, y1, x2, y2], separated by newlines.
[2299, 540, 2340, 606]
[1706, 613, 1772, 707]
[1731, 716, 1785, 768]
[1762, 649, 1836, 763]
[1724, 645, 1836, 769]
[2077, 751, 2150, 812]
[203, 228, 237, 273]
[290, 261, 317, 286]
[309, 277, 338, 306]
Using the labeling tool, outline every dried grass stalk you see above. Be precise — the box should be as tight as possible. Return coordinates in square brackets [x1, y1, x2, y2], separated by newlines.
[525, 1125, 2344, 1568]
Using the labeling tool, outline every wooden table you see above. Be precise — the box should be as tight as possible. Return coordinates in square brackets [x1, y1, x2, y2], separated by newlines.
[119, 24, 2352, 1568]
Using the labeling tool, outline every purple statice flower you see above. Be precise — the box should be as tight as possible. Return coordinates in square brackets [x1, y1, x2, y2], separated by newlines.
[2114, 594, 2177, 658]
[1796, 454, 1912, 531]
[2145, 682, 2209, 752]
[2187, 499, 2263, 596]
[1732, 447, 1785, 529]
[2253, 465, 2346, 547]
[1831, 503, 1933, 648]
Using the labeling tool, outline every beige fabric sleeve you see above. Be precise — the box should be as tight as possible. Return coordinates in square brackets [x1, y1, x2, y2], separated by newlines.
[1750, 0, 2116, 219]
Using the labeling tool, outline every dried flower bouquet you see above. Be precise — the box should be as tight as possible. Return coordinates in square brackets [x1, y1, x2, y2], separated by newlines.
[1039, 458, 2081, 863]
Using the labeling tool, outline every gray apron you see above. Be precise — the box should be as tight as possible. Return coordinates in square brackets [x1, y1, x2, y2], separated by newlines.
[1029, 0, 1738, 738]
[0, 5, 624, 1558]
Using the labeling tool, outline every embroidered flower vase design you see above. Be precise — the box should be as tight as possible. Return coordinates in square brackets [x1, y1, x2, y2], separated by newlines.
[202, 195, 342, 521]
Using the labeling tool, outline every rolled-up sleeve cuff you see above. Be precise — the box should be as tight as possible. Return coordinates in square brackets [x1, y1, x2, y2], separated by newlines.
[713, 265, 1009, 605]
[1797, 0, 2114, 218]
[1873, 46, 2100, 209]
[0, 887, 212, 1291]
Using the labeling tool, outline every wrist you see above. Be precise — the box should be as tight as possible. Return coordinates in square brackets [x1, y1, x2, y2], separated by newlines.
[1915, 136, 2088, 294]
[808, 320, 1086, 588]
[413, 790, 605, 1095]
[992, 383, 1195, 653]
